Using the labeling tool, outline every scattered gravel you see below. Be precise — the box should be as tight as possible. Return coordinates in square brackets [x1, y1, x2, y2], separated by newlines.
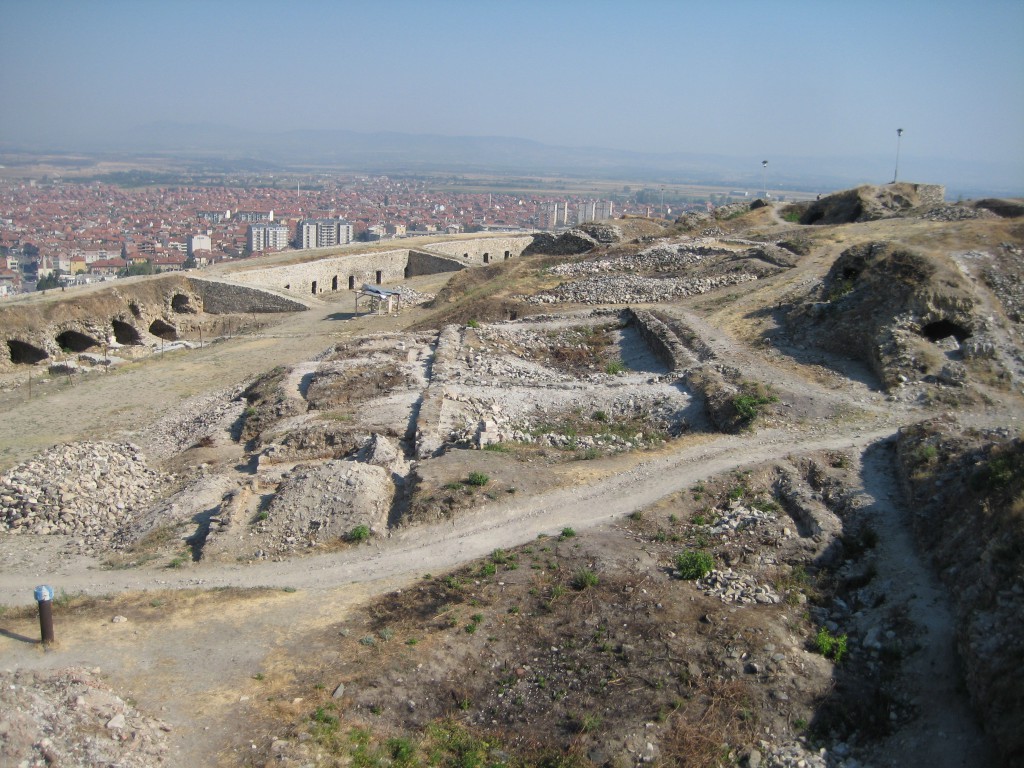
[0, 667, 171, 767]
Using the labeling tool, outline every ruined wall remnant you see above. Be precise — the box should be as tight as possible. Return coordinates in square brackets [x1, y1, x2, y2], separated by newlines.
[189, 278, 309, 314]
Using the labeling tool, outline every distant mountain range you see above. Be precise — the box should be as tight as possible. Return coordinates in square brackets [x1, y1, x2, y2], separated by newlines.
[4, 122, 1021, 198]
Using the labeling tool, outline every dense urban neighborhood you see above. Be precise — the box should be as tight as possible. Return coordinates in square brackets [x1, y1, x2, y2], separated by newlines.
[0, 172, 758, 297]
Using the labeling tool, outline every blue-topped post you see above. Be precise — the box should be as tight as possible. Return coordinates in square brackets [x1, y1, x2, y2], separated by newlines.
[34, 585, 55, 645]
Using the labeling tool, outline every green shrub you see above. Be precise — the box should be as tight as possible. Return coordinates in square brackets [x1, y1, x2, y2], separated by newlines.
[346, 525, 371, 543]
[466, 319, 480, 329]
[815, 626, 849, 663]
[676, 550, 715, 580]
[592, 410, 608, 422]
[559, 527, 576, 539]
[466, 471, 490, 487]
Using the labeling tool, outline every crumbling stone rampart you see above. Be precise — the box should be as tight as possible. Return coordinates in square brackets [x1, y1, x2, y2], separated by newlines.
[189, 278, 309, 314]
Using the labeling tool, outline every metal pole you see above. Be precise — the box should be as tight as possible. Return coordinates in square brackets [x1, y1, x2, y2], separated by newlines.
[35, 585, 55, 645]
[762, 160, 768, 198]
[893, 128, 903, 183]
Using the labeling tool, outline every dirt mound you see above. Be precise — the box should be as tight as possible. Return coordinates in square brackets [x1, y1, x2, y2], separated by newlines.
[784, 241, 986, 389]
[253, 460, 394, 553]
[788, 183, 945, 225]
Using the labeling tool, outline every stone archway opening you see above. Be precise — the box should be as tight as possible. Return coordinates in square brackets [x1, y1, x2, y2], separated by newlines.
[171, 293, 197, 314]
[332, 275, 339, 291]
[56, 330, 101, 353]
[112, 319, 143, 346]
[149, 318, 178, 341]
[7, 339, 49, 365]
[922, 319, 971, 343]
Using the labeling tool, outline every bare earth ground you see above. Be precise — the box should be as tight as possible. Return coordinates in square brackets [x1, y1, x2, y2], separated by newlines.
[2, 210, 1020, 767]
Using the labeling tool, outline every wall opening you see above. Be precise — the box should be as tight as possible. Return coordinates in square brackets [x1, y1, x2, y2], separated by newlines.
[56, 330, 100, 353]
[171, 294, 196, 314]
[311, 280, 318, 295]
[504, 251, 510, 260]
[285, 284, 290, 290]
[922, 319, 972, 343]
[463, 252, 469, 259]
[332, 275, 338, 291]
[483, 252, 490, 264]
[6, 339, 49, 365]
[149, 319, 178, 340]
[348, 276, 355, 290]
[112, 319, 143, 345]
[375, 270, 382, 285]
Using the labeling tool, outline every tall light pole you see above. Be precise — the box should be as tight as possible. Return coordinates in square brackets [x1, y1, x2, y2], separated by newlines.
[892, 128, 904, 183]
[761, 160, 768, 199]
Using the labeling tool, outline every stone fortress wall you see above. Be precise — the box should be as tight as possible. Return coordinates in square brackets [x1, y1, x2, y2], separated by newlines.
[228, 236, 535, 299]
[0, 235, 537, 370]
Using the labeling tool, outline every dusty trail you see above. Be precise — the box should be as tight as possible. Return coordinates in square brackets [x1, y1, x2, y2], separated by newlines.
[857, 442, 995, 768]
[0, 424, 899, 606]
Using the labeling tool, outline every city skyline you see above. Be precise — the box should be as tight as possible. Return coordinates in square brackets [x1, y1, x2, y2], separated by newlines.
[1, 0, 1023, 193]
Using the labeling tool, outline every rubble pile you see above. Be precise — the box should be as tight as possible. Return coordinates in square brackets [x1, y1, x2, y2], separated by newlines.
[697, 568, 782, 605]
[526, 272, 760, 305]
[547, 240, 731, 277]
[0, 667, 171, 767]
[918, 204, 994, 222]
[396, 285, 435, 306]
[708, 501, 777, 537]
[0, 442, 170, 545]
[250, 460, 394, 556]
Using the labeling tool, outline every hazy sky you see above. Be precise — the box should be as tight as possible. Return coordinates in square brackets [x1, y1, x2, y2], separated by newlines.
[2, 0, 1023, 172]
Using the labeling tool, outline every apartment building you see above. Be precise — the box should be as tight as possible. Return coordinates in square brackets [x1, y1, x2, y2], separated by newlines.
[187, 234, 212, 256]
[297, 218, 354, 249]
[236, 210, 274, 223]
[247, 223, 291, 253]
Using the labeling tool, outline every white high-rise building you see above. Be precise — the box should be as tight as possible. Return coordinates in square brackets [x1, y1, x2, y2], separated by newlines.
[248, 223, 290, 253]
[297, 219, 354, 249]
[187, 234, 212, 256]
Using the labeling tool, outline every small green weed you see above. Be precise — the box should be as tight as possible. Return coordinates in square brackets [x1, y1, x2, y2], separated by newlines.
[815, 626, 849, 663]
[346, 525, 371, 543]
[466, 471, 490, 487]
[676, 550, 715, 580]
[572, 568, 599, 590]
